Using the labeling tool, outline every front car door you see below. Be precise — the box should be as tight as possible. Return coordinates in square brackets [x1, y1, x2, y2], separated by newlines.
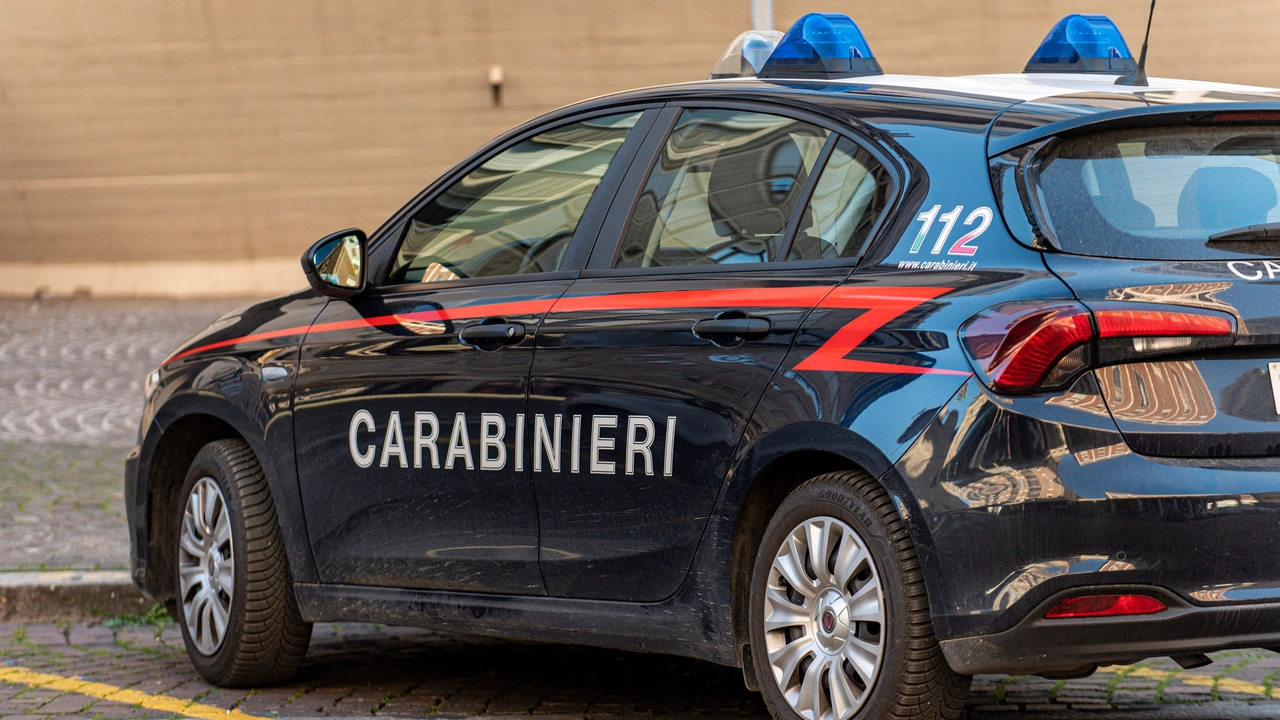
[528, 105, 899, 601]
[293, 109, 652, 594]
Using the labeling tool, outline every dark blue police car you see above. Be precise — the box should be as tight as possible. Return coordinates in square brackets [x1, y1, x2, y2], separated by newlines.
[127, 12, 1280, 720]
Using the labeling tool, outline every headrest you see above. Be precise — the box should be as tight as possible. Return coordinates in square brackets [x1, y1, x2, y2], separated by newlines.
[706, 133, 810, 239]
[1178, 166, 1278, 230]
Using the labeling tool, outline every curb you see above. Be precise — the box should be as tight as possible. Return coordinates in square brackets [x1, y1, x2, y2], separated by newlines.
[0, 571, 151, 622]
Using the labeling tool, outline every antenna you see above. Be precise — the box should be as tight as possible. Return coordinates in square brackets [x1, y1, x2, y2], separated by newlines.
[1116, 0, 1156, 86]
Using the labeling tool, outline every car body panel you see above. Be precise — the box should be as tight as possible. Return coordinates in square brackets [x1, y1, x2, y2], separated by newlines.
[127, 291, 328, 591]
[1044, 253, 1280, 458]
[292, 279, 573, 595]
[529, 267, 850, 601]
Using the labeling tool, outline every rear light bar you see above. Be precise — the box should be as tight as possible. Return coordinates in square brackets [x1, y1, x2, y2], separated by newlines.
[1211, 111, 1280, 124]
[1044, 594, 1167, 619]
[961, 301, 1236, 394]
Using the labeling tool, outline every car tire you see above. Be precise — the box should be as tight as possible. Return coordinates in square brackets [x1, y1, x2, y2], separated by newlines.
[748, 470, 969, 720]
[174, 439, 312, 686]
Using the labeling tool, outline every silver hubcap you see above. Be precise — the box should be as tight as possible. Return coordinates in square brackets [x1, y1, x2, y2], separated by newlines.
[178, 477, 234, 655]
[764, 516, 885, 720]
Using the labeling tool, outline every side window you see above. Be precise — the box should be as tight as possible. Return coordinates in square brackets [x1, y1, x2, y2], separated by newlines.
[388, 112, 643, 285]
[786, 136, 893, 261]
[613, 109, 828, 269]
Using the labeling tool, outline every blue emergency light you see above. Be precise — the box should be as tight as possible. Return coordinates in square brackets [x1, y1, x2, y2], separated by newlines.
[1025, 14, 1137, 74]
[757, 13, 882, 80]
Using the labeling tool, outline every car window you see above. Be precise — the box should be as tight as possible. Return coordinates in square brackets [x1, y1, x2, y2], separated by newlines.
[1027, 124, 1280, 259]
[387, 112, 643, 285]
[786, 136, 893, 261]
[613, 109, 828, 269]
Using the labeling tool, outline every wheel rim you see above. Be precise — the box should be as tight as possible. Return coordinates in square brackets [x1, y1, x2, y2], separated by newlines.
[177, 477, 234, 656]
[763, 516, 885, 720]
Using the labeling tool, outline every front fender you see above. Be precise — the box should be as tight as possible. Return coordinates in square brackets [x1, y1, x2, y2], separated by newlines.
[132, 369, 318, 598]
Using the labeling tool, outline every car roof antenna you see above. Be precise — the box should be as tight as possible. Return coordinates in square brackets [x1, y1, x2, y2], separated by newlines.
[1116, 0, 1155, 86]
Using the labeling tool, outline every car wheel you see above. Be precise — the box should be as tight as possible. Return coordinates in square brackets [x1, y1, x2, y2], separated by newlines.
[749, 470, 969, 720]
[175, 438, 312, 686]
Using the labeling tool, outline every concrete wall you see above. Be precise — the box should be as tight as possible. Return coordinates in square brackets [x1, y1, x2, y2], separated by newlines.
[0, 0, 1275, 296]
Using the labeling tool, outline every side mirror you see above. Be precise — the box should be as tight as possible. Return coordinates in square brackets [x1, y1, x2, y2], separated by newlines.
[301, 229, 368, 299]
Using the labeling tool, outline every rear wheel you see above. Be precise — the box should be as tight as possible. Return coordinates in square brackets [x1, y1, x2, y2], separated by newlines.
[175, 439, 311, 686]
[748, 471, 969, 720]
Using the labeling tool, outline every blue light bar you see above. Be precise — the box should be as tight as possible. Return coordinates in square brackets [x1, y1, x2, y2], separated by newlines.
[1025, 14, 1136, 74]
[758, 13, 882, 80]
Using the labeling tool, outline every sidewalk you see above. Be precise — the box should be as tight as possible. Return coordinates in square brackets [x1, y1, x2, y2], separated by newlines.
[0, 298, 246, 573]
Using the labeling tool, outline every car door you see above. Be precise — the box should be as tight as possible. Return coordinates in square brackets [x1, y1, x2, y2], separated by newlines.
[293, 108, 654, 594]
[527, 105, 899, 601]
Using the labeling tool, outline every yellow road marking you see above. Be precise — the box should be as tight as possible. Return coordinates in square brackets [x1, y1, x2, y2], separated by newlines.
[1094, 665, 1271, 697]
[0, 665, 259, 718]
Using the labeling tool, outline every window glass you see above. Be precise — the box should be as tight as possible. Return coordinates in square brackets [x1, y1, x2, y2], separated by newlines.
[1028, 124, 1280, 259]
[388, 112, 642, 285]
[613, 109, 827, 269]
[786, 136, 893, 261]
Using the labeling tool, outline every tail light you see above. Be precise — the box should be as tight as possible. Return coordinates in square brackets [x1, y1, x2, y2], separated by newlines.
[1044, 594, 1167, 619]
[961, 300, 1236, 394]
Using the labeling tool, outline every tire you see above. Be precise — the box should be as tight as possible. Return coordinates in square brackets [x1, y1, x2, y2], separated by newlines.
[174, 439, 312, 686]
[748, 470, 969, 720]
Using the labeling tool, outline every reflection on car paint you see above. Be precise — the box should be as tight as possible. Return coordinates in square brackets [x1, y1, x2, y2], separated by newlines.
[990, 555, 1140, 612]
[1096, 361, 1217, 425]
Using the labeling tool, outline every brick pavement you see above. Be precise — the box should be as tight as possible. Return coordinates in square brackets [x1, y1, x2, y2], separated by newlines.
[0, 621, 1278, 719]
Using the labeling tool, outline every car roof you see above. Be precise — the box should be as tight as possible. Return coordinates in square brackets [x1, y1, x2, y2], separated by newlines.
[575, 72, 1280, 156]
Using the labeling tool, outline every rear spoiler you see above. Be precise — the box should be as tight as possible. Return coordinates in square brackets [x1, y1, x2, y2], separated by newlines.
[988, 101, 1280, 157]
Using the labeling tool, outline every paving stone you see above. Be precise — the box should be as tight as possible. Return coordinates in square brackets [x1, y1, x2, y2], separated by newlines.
[33, 693, 94, 714]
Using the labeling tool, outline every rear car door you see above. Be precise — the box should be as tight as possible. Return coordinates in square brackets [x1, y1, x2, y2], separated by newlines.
[293, 109, 652, 594]
[1016, 118, 1280, 459]
[528, 105, 898, 600]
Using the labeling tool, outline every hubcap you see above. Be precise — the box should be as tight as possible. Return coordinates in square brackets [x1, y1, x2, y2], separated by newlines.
[177, 477, 234, 656]
[763, 516, 885, 720]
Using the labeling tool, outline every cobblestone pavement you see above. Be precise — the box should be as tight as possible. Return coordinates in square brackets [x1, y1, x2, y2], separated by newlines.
[0, 442, 131, 570]
[0, 298, 246, 571]
[0, 622, 1277, 719]
[0, 298, 247, 448]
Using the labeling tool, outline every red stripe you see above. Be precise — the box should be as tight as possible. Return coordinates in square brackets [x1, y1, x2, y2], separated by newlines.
[164, 285, 969, 377]
[549, 286, 834, 313]
[165, 298, 559, 363]
[793, 286, 971, 376]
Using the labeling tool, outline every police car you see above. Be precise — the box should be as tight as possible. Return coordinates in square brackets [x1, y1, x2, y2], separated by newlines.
[128, 12, 1280, 720]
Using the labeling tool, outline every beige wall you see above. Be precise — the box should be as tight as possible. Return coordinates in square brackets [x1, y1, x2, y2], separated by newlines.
[1, 0, 1277, 294]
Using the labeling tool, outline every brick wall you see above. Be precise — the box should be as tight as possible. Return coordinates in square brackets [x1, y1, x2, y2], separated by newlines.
[0, 0, 1274, 293]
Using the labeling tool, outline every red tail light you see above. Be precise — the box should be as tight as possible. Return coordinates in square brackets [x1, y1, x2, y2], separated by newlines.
[961, 301, 1236, 394]
[1044, 594, 1167, 619]
[1094, 307, 1235, 339]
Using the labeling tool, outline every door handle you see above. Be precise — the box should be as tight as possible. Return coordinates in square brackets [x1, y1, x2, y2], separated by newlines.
[692, 313, 771, 344]
[460, 320, 525, 348]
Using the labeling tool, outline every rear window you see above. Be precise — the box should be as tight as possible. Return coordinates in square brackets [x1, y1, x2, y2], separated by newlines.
[1024, 124, 1280, 260]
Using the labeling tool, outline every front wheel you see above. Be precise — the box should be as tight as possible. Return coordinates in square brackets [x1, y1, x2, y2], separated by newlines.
[748, 471, 969, 720]
[175, 439, 312, 686]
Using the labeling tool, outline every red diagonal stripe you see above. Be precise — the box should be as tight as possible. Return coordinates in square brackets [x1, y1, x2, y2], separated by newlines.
[794, 285, 970, 376]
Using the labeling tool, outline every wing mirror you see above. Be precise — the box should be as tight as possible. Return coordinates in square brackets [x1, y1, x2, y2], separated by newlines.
[302, 229, 368, 299]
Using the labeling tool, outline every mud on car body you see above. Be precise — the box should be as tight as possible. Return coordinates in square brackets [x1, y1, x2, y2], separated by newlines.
[127, 12, 1280, 720]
